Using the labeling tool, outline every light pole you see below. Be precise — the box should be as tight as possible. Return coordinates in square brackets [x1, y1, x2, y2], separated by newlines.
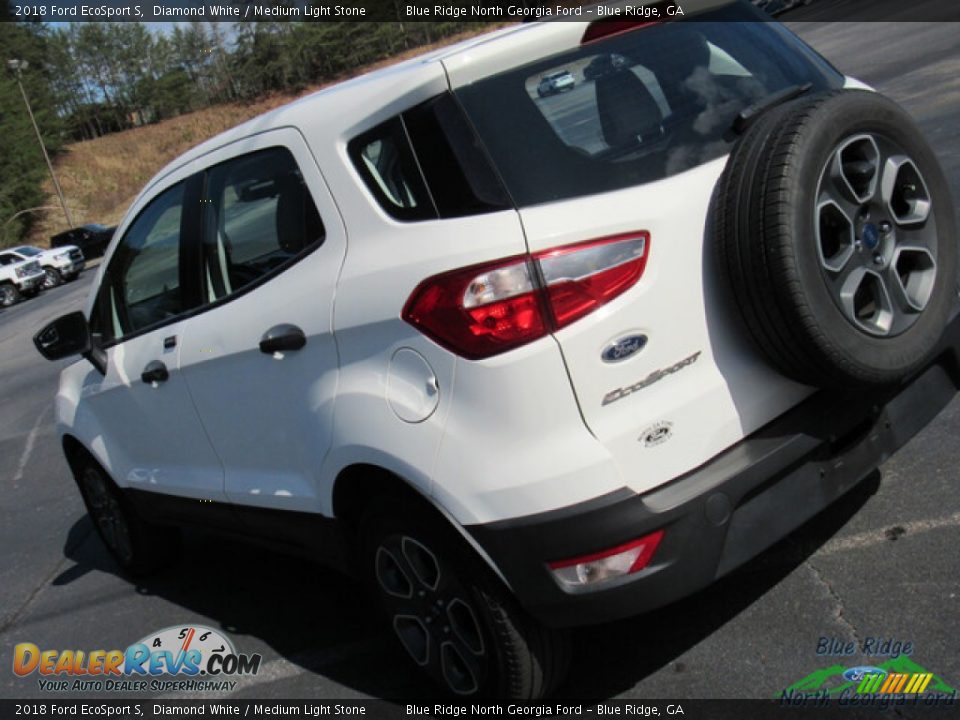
[7, 58, 74, 229]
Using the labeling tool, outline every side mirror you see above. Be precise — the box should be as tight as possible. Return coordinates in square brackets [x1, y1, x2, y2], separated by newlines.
[34, 311, 91, 361]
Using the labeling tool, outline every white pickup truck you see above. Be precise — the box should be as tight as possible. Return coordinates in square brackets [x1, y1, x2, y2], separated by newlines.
[4, 244, 85, 288]
[0, 251, 45, 307]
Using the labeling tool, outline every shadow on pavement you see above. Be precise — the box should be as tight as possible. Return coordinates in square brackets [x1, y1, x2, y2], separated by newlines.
[56, 471, 881, 700]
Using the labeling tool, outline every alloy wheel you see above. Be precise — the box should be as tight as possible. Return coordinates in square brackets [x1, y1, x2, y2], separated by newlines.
[815, 133, 938, 337]
[81, 467, 134, 565]
[375, 535, 487, 695]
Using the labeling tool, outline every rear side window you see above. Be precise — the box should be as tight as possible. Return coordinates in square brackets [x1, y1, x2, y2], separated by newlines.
[201, 147, 325, 302]
[350, 118, 435, 221]
[456, 7, 844, 207]
[349, 94, 511, 222]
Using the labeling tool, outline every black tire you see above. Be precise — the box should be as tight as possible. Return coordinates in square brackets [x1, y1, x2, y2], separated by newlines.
[0, 282, 20, 307]
[43, 266, 62, 289]
[716, 89, 958, 387]
[360, 499, 570, 699]
[73, 457, 180, 575]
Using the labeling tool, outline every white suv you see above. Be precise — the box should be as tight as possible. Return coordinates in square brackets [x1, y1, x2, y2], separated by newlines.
[0, 251, 44, 307]
[4, 244, 85, 288]
[35, 2, 959, 699]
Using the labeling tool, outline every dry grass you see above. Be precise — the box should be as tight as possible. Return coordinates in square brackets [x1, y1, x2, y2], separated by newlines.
[29, 24, 510, 246]
[36, 98, 288, 241]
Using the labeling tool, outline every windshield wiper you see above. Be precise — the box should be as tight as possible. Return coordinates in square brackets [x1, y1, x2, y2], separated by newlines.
[731, 83, 813, 136]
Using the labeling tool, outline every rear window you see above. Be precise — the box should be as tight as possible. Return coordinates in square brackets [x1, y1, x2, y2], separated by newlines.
[455, 7, 843, 207]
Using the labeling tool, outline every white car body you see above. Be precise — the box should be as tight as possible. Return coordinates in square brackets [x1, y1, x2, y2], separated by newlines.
[60, 18, 863, 527]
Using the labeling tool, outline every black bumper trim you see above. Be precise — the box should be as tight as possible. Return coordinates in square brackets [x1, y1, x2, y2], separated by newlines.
[466, 313, 960, 628]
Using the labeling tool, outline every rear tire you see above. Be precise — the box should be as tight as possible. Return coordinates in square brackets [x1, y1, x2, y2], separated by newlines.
[360, 499, 570, 698]
[73, 458, 180, 575]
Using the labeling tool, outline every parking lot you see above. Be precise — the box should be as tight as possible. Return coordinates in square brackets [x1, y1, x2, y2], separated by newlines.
[1, 21, 958, 702]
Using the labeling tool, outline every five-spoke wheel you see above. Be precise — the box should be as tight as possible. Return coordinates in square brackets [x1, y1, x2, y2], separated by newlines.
[375, 535, 487, 695]
[717, 89, 956, 386]
[360, 498, 569, 698]
[816, 133, 938, 337]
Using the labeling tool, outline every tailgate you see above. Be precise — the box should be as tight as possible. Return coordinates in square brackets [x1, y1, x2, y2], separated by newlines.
[445, 12, 846, 491]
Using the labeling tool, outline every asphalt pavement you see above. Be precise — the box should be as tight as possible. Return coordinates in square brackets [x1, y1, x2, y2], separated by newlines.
[1, 20, 958, 703]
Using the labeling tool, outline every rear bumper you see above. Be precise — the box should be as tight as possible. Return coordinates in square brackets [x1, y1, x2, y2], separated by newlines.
[467, 312, 960, 628]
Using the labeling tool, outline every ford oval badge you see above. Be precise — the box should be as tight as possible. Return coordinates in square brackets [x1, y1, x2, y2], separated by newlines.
[602, 334, 648, 363]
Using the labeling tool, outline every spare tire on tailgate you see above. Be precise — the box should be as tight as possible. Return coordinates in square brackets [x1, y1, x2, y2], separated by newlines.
[715, 89, 957, 387]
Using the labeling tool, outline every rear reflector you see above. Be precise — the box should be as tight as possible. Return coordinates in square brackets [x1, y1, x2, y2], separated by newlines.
[548, 530, 664, 588]
[402, 232, 649, 360]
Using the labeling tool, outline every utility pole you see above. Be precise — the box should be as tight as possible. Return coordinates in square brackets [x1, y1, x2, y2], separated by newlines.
[7, 59, 74, 229]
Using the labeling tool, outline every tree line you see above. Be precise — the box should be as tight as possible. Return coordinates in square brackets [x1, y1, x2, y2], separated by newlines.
[0, 9, 490, 245]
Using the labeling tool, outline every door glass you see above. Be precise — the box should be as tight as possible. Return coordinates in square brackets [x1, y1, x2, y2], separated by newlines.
[104, 182, 187, 340]
[202, 147, 325, 302]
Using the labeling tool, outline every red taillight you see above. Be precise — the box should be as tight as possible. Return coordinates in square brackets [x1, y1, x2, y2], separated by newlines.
[402, 232, 649, 360]
[548, 529, 665, 588]
[536, 233, 650, 329]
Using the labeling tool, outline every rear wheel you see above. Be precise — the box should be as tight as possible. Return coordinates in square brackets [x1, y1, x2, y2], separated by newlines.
[360, 500, 569, 698]
[43, 266, 62, 289]
[74, 459, 180, 575]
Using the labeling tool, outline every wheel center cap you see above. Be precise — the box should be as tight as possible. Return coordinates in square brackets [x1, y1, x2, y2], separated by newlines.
[862, 223, 880, 251]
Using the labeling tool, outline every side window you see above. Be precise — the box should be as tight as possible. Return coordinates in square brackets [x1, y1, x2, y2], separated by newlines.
[0, 254, 18, 266]
[348, 118, 434, 222]
[201, 147, 325, 302]
[102, 182, 188, 341]
[349, 96, 511, 222]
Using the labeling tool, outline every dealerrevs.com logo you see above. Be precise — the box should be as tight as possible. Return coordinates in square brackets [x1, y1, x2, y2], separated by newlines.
[13, 625, 262, 693]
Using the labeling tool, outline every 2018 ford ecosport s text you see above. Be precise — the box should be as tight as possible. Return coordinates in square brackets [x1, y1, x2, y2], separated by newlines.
[35, 1, 959, 698]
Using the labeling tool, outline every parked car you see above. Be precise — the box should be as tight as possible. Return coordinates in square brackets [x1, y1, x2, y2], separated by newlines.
[583, 52, 628, 80]
[537, 70, 575, 97]
[50, 223, 115, 260]
[34, 0, 959, 699]
[4, 244, 84, 289]
[0, 251, 44, 307]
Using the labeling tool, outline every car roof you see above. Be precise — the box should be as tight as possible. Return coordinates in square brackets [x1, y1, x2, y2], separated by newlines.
[146, 22, 529, 185]
[143, 0, 737, 196]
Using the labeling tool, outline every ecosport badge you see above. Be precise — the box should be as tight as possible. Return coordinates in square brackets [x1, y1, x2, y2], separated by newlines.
[602, 351, 702, 406]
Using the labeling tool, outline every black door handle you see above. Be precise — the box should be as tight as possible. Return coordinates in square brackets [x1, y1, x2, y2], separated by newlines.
[141, 360, 169, 384]
[259, 324, 307, 354]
